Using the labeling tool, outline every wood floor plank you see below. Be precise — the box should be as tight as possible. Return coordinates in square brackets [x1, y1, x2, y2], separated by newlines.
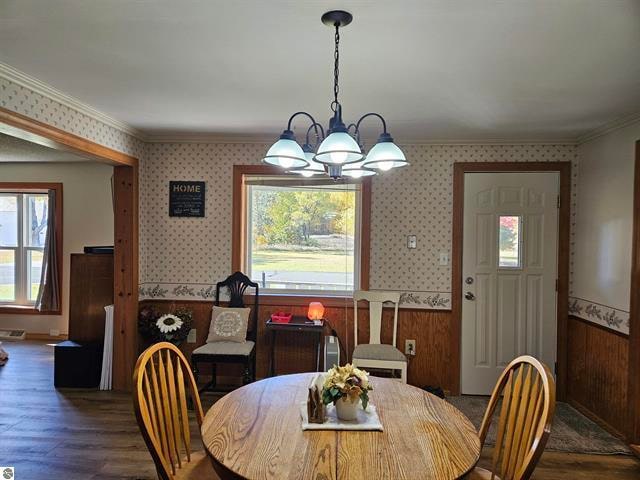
[0, 341, 639, 479]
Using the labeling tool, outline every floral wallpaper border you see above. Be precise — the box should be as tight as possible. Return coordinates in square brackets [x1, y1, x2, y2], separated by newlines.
[568, 296, 629, 335]
[138, 283, 452, 310]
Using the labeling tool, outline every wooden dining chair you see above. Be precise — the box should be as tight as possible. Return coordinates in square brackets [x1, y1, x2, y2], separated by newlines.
[352, 290, 407, 382]
[133, 342, 218, 480]
[466, 355, 556, 480]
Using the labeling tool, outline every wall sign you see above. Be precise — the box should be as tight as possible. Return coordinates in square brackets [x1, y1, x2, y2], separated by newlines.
[169, 181, 205, 217]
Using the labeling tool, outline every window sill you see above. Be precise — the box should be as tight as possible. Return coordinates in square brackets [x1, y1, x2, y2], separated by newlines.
[0, 305, 61, 315]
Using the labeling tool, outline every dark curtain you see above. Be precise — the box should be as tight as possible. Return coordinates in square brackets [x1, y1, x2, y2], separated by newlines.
[36, 190, 60, 311]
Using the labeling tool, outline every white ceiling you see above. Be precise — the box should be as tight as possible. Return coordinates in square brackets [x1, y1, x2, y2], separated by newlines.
[1, 0, 639, 142]
[0, 133, 92, 163]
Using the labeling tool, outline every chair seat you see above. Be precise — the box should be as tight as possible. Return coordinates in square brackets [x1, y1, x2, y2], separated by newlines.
[353, 343, 407, 362]
[174, 450, 219, 480]
[192, 340, 255, 356]
[465, 467, 499, 480]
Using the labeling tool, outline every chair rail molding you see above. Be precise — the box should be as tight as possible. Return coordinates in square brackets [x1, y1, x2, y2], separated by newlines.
[568, 296, 630, 335]
[138, 282, 452, 310]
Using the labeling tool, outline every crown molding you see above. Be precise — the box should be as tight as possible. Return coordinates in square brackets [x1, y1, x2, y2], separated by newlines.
[577, 112, 640, 145]
[143, 132, 274, 144]
[0, 62, 146, 141]
[144, 131, 577, 146]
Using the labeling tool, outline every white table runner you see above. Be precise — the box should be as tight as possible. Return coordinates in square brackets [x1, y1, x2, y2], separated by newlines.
[300, 402, 383, 431]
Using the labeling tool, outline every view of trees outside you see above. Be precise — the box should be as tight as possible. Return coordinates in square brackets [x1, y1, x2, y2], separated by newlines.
[0, 194, 48, 302]
[248, 185, 356, 291]
[499, 215, 520, 267]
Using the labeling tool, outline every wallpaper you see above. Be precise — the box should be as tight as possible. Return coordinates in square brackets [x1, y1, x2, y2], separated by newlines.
[568, 297, 629, 334]
[139, 143, 579, 311]
[0, 75, 145, 158]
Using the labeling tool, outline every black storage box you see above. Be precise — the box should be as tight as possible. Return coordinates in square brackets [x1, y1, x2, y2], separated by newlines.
[54, 340, 103, 388]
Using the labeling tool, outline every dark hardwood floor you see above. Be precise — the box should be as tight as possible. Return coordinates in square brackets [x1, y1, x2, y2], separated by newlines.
[0, 341, 639, 479]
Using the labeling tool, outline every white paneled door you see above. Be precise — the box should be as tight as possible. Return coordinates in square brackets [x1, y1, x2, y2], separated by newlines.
[461, 172, 559, 395]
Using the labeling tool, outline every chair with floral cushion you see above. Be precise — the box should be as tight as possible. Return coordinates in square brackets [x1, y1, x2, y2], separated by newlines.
[191, 271, 259, 393]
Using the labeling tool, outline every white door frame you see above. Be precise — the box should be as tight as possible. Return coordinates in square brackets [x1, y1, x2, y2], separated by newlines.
[451, 162, 571, 399]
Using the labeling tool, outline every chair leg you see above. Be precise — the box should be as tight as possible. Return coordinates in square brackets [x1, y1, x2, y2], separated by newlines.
[192, 360, 199, 385]
[242, 362, 251, 385]
[400, 364, 407, 383]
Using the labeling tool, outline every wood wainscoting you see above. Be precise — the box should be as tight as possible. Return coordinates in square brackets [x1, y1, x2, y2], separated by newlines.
[139, 299, 454, 391]
[566, 315, 629, 437]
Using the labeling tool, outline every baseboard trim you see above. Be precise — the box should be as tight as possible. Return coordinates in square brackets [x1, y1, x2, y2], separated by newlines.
[567, 397, 627, 441]
[25, 333, 68, 341]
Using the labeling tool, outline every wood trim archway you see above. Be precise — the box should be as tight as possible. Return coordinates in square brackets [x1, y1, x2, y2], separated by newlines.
[0, 106, 139, 391]
[451, 162, 571, 398]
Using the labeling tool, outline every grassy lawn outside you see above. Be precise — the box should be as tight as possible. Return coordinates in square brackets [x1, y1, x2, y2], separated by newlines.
[251, 249, 353, 273]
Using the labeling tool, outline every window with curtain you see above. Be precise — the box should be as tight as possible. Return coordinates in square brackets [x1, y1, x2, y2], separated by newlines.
[244, 176, 362, 295]
[0, 192, 49, 305]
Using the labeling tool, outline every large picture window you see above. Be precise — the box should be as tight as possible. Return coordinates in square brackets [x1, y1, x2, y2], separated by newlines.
[234, 167, 370, 296]
[0, 192, 49, 305]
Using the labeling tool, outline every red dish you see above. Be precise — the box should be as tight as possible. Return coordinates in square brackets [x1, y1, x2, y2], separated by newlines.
[270, 312, 292, 323]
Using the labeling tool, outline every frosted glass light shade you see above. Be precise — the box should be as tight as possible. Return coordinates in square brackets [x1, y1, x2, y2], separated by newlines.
[363, 141, 408, 171]
[262, 138, 308, 169]
[293, 151, 325, 177]
[342, 161, 376, 178]
[314, 132, 363, 165]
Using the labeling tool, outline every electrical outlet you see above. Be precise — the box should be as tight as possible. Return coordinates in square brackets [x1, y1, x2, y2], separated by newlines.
[439, 252, 449, 266]
[49, 329, 60, 337]
[405, 339, 416, 356]
[187, 328, 197, 343]
[407, 235, 417, 249]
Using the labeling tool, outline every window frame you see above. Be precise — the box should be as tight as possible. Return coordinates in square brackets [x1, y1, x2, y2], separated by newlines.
[232, 165, 370, 299]
[0, 183, 63, 315]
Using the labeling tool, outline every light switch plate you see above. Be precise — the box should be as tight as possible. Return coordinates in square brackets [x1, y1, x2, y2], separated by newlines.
[187, 328, 197, 343]
[439, 252, 449, 266]
[407, 235, 417, 249]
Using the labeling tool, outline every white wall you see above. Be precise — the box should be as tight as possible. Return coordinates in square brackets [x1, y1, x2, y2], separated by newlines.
[570, 121, 640, 333]
[0, 162, 114, 335]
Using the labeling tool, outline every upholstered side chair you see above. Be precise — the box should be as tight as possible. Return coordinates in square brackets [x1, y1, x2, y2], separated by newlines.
[191, 271, 259, 393]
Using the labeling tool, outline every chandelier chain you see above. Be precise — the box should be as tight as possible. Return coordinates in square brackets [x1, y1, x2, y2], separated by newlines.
[333, 24, 340, 111]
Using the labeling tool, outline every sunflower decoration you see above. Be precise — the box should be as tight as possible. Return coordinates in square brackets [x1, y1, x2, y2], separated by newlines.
[138, 306, 193, 345]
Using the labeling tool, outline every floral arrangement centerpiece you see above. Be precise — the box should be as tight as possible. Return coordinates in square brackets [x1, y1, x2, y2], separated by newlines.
[138, 306, 193, 346]
[322, 364, 373, 421]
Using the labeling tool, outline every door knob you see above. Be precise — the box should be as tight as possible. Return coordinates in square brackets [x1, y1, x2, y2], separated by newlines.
[465, 291, 475, 301]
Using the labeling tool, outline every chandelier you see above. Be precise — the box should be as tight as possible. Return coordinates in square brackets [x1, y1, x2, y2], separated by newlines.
[262, 10, 409, 180]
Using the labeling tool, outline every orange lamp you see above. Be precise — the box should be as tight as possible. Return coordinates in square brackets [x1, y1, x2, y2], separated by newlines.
[307, 302, 325, 320]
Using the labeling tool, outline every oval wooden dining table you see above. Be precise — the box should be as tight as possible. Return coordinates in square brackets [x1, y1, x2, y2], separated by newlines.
[201, 373, 480, 480]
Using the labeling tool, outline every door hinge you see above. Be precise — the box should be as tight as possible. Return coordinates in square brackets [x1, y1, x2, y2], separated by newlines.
[557, 195, 560, 209]
[554, 362, 558, 375]
[555, 279, 558, 292]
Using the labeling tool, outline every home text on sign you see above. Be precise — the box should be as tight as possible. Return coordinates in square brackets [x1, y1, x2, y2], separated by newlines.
[169, 181, 205, 217]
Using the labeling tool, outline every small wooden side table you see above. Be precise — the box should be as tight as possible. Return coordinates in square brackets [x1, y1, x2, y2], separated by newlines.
[266, 316, 324, 376]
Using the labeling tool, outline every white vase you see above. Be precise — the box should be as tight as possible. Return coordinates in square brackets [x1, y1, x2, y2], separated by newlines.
[335, 396, 360, 421]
